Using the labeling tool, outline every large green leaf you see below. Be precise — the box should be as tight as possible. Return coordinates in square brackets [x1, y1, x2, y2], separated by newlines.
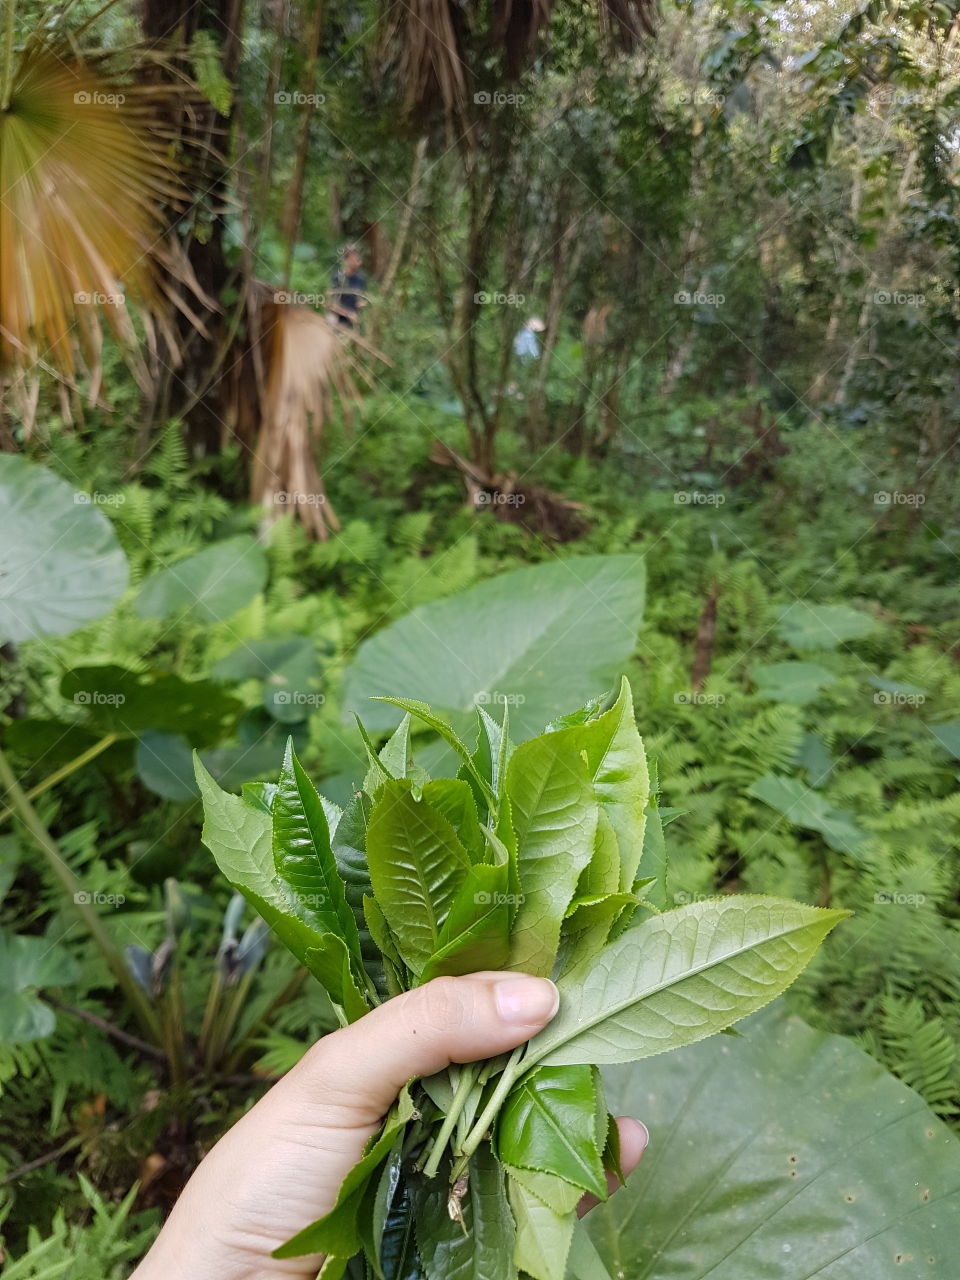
[0, 455, 128, 642]
[928, 721, 960, 761]
[60, 665, 243, 743]
[748, 773, 867, 855]
[416, 1146, 515, 1280]
[505, 727, 599, 975]
[365, 780, 472, 975]
[212, 635, 323, 724]
[497, 1064, 607, 1200]
[135, 535, 268, 625]
[752, 660, 838, 705]
[777, 602, 878, 651]
[342, 555, 646, 743]
[579, 1005, 960, 1279]
[525, 897, 849, 1069]
[0, 930, 79, 1043]
[137, 728, 289, 801]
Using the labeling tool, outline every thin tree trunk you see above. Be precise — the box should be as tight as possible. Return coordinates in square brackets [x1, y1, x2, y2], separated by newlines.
[369, 137, 428, 345]
[280, 0, 325, 284]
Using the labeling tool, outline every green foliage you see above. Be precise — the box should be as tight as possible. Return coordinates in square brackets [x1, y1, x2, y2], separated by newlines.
[199, 679, 845, 1277]
[583, 1004, 960, 1277]
[1, 1177, 158, 1279]
[4, 0, 960, 1266]
[189, 30, 233, 117]
[0, 456, 129, 643]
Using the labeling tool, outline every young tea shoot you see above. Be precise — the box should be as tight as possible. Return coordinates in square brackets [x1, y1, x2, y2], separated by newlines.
[197, 678, 848, 1280]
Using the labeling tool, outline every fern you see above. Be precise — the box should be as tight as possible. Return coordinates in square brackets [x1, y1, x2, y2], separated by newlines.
[2, 1177, 158, 1278]
[869, 996, 958, 1116]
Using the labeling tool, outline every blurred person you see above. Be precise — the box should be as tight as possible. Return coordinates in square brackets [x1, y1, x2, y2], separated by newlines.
[329, 242, 367, 328]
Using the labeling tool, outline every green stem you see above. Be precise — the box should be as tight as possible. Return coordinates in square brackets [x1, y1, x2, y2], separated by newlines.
[0, 734, 119, 826]
[422, 1064, 479, 1178]
[198, 968, 225, 1059]
[206, 968, 258, 1072]
[450, 1045, 526, 1182]
[221, 967, 308, 1073]
[0, 743, 161, 1042]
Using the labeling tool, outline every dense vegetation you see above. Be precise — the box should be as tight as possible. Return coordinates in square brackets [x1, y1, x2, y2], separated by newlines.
[1, 0, 959, 1272]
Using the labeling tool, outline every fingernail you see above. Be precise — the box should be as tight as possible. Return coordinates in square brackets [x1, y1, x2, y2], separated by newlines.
[495, 977, 560, 1025]
[636, 1121, 650, 1148]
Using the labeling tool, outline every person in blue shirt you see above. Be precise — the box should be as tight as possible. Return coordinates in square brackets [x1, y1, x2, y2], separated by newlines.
[513, 315, 545, 360]
[329, 243, 367, 328]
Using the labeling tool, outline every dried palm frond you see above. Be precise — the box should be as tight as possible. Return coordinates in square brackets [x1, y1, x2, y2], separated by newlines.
[596, 0, 658, 48]
[233, 283, 362, 541]
[376, 0, 659, 119]
[492, 0, 553, 79]
[377, 0, 471, 118]
[0, 38, 209, 416]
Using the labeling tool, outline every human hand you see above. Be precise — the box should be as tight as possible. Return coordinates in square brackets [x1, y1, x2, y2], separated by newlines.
[131, 972, 648, 1280]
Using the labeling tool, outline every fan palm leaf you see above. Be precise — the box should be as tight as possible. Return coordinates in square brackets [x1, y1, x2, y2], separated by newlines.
[0, 37, 203, 403]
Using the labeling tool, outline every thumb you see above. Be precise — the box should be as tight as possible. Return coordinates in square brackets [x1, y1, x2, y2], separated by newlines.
[281, 972, 559, 1127]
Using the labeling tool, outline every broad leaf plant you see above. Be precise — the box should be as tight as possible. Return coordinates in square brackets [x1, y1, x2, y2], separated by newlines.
[197, 680, 848, 1280]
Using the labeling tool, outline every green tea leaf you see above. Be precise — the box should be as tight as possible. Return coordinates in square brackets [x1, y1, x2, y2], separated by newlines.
[304, 934, 370, 1022]
[502, 1166, 583, 1217]
[273, 742, 361, 960]
[623, 782, 669, 920]
[274, 1088, 415, 1259]
[359, 1131, 405, 1278]
[416, 1146, 514, 1280]
[421, 779, 485, 860]
[196, 757, 331, 972]
[601, 1111, 623, 1185]
[364, 896, 408, 998]
[366, 780, 471, 975]
[525, 897, 850, 1069]
[466, 705, 514, 817]
[574, 678, 649, 891]
[505, 728, 599, 975]
[332, 791, 383, 986]
[378, 1184, 419, 1280]
[419, 863, 512, 982]
[508, 1172, 575, 1280]
[379, 715, 412, 777]
[497, 1063, 607, 1200]
[558, 811, 625, 975]
[372, 697, 493, 807]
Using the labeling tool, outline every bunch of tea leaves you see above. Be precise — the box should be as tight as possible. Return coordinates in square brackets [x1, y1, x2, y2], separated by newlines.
[196, 679, 848, 1280]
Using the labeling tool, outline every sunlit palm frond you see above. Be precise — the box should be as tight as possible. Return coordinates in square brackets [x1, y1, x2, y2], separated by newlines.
[0, 40, 197, 396]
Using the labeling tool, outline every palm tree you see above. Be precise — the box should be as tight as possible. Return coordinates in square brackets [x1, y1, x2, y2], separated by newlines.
[0, 21, 210, 434]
